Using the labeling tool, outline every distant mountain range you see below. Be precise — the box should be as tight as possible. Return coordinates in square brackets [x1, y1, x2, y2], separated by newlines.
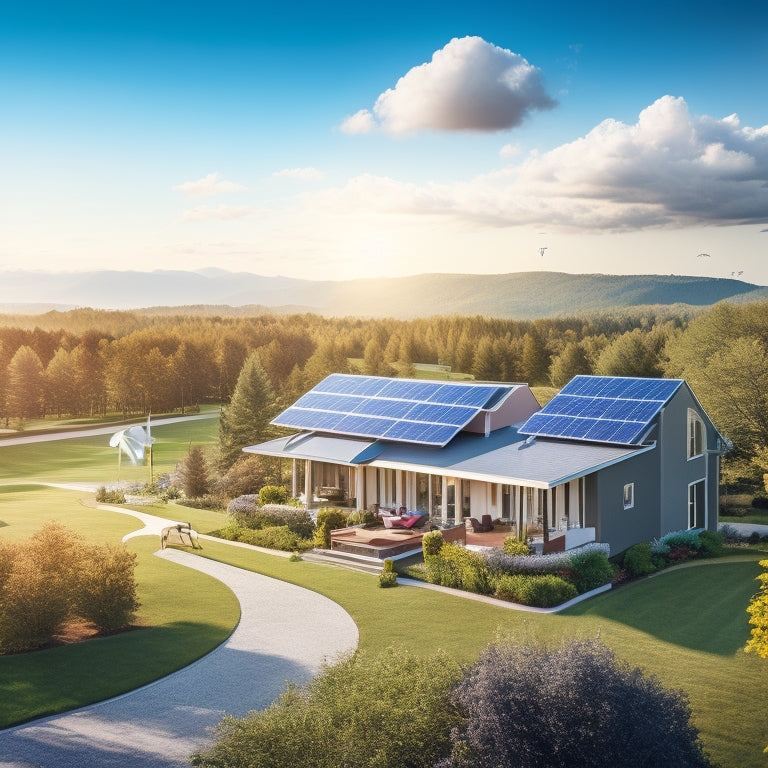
[0, 269, 766, 320]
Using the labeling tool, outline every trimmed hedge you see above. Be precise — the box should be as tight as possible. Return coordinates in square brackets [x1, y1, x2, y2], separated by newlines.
[313, 508, 349, 549]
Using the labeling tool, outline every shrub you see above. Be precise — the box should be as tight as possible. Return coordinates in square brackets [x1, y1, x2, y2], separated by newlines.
[347, 509, 377, 526]
[482, 543, 611, 577]
[192, 648, 462, 768]
[502, 536, 530, 556]
[494, 573, 577, 607]
[422, 530, 445, 557]
[745, 558, 768, 658]
[216, 455, 283, 501]
[176, 493, 225, 511]
[313, 508, 349, 549]
[428, 543, 492, 595]
[379, 571, 398, 588]
[569, 550, 615, 593]
[227, 498, 314, 538]
[752, 496, 768, 509]
[623, 542, 656, 578]
[95, 486, 126, 504]
[0, 523, 140, 652]
[236, 525, 313, 552]
[440, 638, 713, 768]
[75, 544, 140, 633]
[258, 485, 289, 506]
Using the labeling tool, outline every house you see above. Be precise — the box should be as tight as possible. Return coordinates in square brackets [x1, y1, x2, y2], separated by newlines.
[244, 373, 726, 556]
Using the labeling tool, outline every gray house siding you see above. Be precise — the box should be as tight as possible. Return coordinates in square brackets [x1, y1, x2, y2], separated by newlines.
[592, 446, 662, 556]
[659, 387, 718, 534]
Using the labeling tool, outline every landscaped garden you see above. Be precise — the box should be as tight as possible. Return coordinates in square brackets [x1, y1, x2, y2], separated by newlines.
[1, 418, 768, 766]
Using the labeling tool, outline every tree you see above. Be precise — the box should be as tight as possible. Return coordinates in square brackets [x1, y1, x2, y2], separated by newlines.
[175, 447, 211, 499]
[439, 638, 712, 768]
[745, 558, 768, 658]
[520, 331, 549, 385]
[594, 328, 661, 378]
[363, 337, 390, 376]
[549, 341, 591, 387]
[219, 352, 278, 470]
[5, 345, 44, 421]
[471, 337, 499, 381]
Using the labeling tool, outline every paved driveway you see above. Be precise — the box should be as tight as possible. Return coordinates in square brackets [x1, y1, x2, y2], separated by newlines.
[0, 550, 359, 768]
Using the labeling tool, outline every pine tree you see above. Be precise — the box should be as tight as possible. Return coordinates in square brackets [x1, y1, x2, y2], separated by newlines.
[176, 447, 211, 499]
[219, 352, 278, 470]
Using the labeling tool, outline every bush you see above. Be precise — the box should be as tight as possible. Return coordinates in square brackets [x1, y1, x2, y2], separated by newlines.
[95, 486, 126, 504]
[752, 496, 768, 509]
[422, 530, 445, 557]
[622, 542, 657, 578]
[347, 509, 377, 526]
[426, 543, 492, 595]
[75, 544, 140, 632]
[502, 536, 530, 556]
[176, 493, 225, 510]
[569, 550, 615, 593]
[313, 508, 349, 549]
[439, 638, 713, 768]
[227, 498, 314, 538]
[192, 648, 462, 768]
[482, 543, 611, 577]
[494, 573, 577, 607]
[258, 485, 289, 506]
[697, 529, 724, 558]
[379, 571, 398, 588]
[0, 523, 140, 653]
[237, 526, 313, 552]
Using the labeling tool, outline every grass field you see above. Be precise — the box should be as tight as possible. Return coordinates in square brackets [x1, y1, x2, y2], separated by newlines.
[0, 486, 239, 728]
[0, 415, 220, 486]
[1, 421, 768, 766]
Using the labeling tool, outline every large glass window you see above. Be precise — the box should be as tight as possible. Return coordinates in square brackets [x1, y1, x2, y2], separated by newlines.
[687, 409, 704, 459]
[623, 483, 634, 509]
[688, 479, 705, 529]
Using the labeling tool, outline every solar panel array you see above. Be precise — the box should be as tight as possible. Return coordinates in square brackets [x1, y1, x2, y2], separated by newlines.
[519, 375, 682, 446]
[272, 373, 514, 446]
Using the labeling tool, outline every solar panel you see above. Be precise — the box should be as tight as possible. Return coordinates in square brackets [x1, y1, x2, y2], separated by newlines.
[519, 375, 682, 446]
[272, 373, 516, 446]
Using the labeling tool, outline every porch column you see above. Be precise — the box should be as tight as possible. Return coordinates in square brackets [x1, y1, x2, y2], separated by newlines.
[355, 467, 365, 510]
[441, 476, 449, 522]
[396, 470, 404, 507]
[291, 459, 298, 498]
[304, 460, 312, 508]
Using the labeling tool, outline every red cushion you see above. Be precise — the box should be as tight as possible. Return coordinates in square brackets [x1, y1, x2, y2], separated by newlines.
[401, 514, 422, 528]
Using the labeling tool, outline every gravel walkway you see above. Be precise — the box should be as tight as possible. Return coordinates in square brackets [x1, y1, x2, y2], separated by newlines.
[0, 550, 359, 768]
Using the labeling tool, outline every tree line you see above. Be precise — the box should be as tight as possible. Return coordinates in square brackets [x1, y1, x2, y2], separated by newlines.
[2, 302, 768, 486]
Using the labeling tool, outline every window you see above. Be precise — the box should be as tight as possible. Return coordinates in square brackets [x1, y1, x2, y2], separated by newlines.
[688, 480, 705, 529]
[687, 409, 704, 458]
[623, 483, 634, 510]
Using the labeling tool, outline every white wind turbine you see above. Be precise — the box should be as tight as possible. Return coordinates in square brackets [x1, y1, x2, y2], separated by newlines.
[109, 416, 156, 482]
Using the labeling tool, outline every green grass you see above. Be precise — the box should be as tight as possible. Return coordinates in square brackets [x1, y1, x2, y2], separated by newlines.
[191, 541, 768, 768]
[0, 415, 220, 485]
[0, 484, 239, 729]
[125, 501, 229, 535]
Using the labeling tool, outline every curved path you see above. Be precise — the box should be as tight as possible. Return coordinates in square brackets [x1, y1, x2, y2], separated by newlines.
[0, 549, 359, 768]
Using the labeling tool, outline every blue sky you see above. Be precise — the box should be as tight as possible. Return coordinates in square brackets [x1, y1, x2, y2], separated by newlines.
[1, 0, 767, 285]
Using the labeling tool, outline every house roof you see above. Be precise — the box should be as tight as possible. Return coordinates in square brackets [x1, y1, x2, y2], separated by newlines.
[270, 373, 521, 447]
[244, 425, 650, 489]
[519, 375, 683, 446]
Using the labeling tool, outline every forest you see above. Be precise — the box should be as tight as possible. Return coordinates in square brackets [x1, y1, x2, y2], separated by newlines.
[1, 301, 767, 488]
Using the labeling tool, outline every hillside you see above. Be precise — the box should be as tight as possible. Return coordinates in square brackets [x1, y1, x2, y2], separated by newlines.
[0, 269, 765, 320]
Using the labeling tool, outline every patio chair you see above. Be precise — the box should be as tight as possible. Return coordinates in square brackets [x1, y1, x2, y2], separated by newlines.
[466, 517, 493, 533]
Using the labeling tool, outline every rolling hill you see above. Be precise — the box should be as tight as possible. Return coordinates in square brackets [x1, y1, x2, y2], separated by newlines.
[0, 269, 766, 320]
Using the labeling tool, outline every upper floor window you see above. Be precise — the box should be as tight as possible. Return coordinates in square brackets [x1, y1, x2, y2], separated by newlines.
[687, 409, 704, 459]
[623, 482, 634, 510]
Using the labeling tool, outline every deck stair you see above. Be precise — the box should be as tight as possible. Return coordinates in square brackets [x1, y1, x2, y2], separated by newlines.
[301, 548, 385, 575]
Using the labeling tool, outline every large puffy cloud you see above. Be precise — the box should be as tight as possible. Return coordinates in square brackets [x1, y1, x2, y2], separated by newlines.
[340, 36, 556, 135]
[333, 96, 768, 230]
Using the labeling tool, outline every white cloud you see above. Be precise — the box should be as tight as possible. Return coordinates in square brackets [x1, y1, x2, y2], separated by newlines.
[174, 172, 247, 198]
[272, 167, 325, 181]
[339, 109, 378, 135]
[500, 143, 522, 158]
[341, 36, 556, 135]
[181, 204, 253, 222]
[323, 96, 768, 231]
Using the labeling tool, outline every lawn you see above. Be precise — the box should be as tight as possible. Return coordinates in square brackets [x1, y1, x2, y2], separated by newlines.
[0, 415, 220, 486]
[0, 485, 239, 729]
[1, 425, 767, 766]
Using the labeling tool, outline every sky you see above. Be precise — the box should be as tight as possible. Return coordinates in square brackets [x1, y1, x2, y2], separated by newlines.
[1, 0, 767, 285]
